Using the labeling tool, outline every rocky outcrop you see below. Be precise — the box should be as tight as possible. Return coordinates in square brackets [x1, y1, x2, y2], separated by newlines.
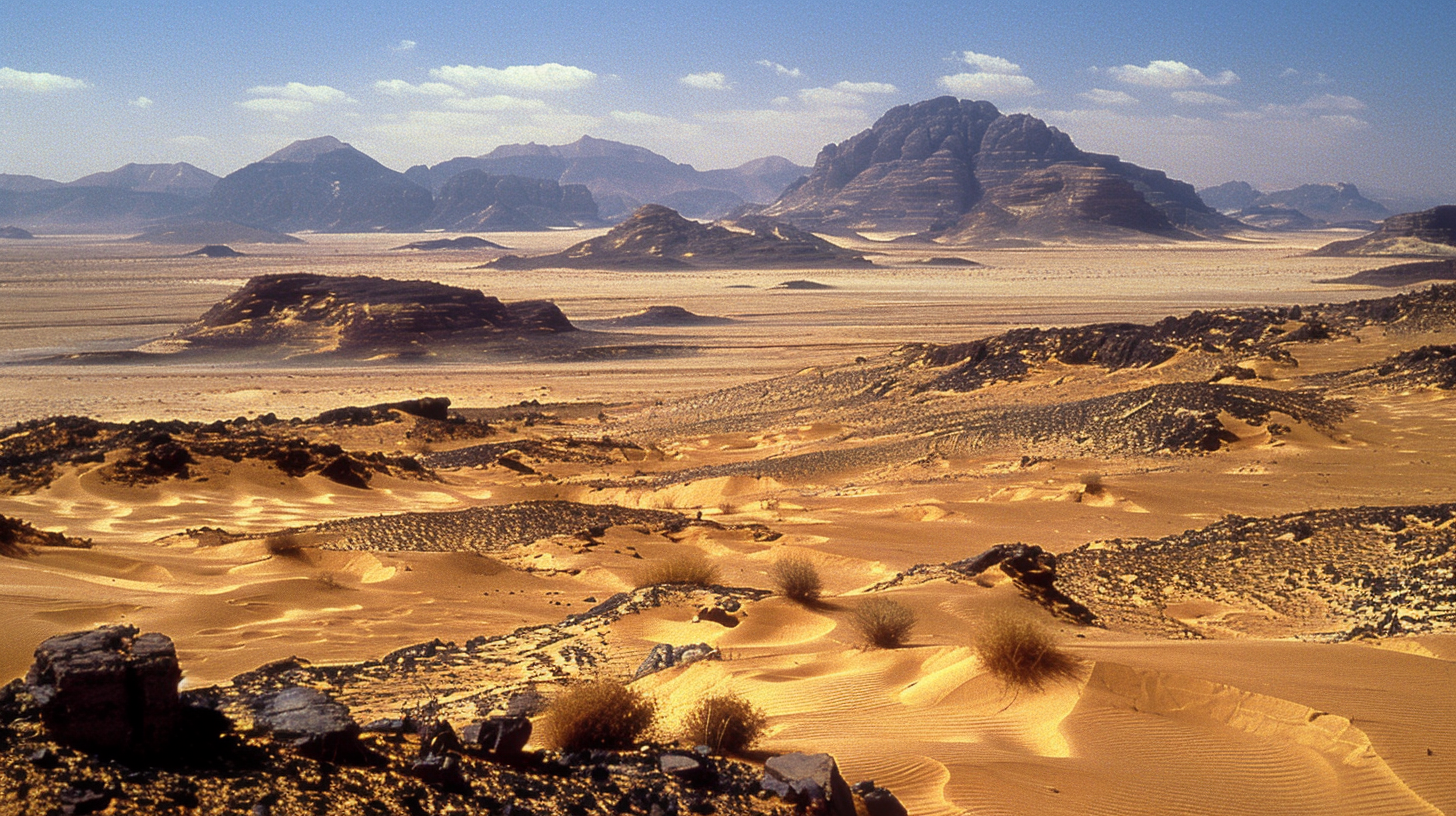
[762, 752, 856, 816]
[205, 138, 433, 232]
[422, 171, 600, 231]
[0, 225, 34, 239]
[183, 244, 244, 257]
[0, 515, 91, 558]
[633, 642, 720, 679]
[760, 96, 1230, 242]
[1198, 181, 1262, 213]
[1317, 258, 1456, 286]
[1312, 205, 1456, 257]
[488, 204, 869, 269]
[1256, 182, 1390, 225]
[127, 220, 302, 244]
[391, 236, 506, 251]
[67, 162, 219, 199]
[251, 686, 370, 763]
[594, 305, 735, 328]
[25, 626, 181, 756]
[169, 273, 574, 356]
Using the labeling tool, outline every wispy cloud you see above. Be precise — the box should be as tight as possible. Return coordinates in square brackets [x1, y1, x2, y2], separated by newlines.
[247, 82, 355, 104]
[681, 71, 730, 91]
[429, 62, 597, 92]
[1108, 60, 1238, 88]
[374, 79, 461, 97]
[392, 39, 417, 52]
[1280, 68, 1331, 85]
[939, 50, 1039, 98]
[1302, 93, 1365, 111]
[0, 66, 90, 93]
[1079, 88, 1138, 106]
[1171, 90, 1235, 105]
[237, 98, 315, 116]
[441, 95, 551, 112]
[756, 60, 802, 78]
[129, 96, 154, 109]
[834, 80, 896, 95]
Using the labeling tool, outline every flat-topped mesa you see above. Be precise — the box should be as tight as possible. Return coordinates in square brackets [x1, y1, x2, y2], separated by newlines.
[173, 273, 573, 354]
[759, 95, 1231, 242]
[1313, 205, 1456, 257]
[486, 204, 870, 269]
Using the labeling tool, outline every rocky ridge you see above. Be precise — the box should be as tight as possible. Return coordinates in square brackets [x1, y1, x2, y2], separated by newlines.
[422, 171, 601, 231]
[1312, 205, 1456, 257]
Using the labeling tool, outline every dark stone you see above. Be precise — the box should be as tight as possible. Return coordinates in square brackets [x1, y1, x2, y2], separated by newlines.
[251, 686, 369, 764]
[659, 754, 704, 781]
[694, 606, 739, 627]
[948, 544, 1096, 625]
[761, 753, 856, 816]
[634, 643, 721, 680]
[852, 781, 909, 816]
[361, 717, 410, 734]
[320, 455, 372, 489]
[25, 625, 181, 756]
[411, 751, 470, 794]
[463, 715, 532, 760]
[184, 244, 245, 258]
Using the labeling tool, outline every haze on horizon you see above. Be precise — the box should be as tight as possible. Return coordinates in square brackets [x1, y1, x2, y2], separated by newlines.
[3, 0, 1453, 206]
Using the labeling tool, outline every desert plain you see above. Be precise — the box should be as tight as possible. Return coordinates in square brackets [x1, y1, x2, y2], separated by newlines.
[2, 227, 1454, 816]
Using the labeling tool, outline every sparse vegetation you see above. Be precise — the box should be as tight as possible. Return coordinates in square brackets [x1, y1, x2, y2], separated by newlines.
[974, 613, 1080, 690]
[682, 692, 767, 755]
[851, 597, 917, 648]
[771, 554, 823, 603]
[264, 531, 304, 557]
[538, 679, 657, 751]
[635, 551, 721, 588]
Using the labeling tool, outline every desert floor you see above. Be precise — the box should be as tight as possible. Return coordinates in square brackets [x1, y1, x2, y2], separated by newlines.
[1, 229, 1453, 816]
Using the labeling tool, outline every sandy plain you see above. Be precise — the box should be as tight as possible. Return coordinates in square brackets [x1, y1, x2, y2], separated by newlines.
[1, 228, 1454, 816]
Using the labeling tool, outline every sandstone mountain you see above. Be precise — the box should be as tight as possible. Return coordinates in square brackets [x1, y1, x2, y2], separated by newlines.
[127, 220, 303, 245]
[0, 174, 63, 194]
[758, 96, 1232, 243]
[1312, 205, 1456, 257]
[0, 187, 196, 233]
[67, 162, 219, 198]
[487, 204, 870, 270]
[1200, 180, 1392, 228]
[422, 171, 601, 231]
[1197, 181, 1262, 213]
[205, 139, 433, 233]
[406, 136, 808, 220]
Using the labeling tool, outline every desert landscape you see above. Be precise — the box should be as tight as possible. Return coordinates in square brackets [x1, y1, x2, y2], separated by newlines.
[3, 40, 1456, 812]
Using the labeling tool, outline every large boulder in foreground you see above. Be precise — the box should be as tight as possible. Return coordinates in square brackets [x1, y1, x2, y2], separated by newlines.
[762, 752, 856, 816]
[24, 625, 181, 755]
[251, 686, 371, 763]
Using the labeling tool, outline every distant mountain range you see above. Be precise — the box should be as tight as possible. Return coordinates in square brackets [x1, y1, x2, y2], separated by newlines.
[1198, 181, 1391, 228]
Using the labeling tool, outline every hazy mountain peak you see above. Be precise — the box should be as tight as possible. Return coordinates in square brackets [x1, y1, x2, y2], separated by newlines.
[263, 136, 351, 164]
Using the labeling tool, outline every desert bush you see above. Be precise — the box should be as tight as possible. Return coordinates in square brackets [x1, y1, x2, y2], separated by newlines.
[851, 597, 917, 648]
[974, 614, 1079, 690]
[635, 551, 721, 588]
[264, 532, 304, 557]
[682, 692, 767, 755]
[770, 554, 823, 603]
[538, 679, 657, 751]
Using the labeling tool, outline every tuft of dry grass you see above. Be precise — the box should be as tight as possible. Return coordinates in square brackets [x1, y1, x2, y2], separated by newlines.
[538, 679, 657, 751]
[851, 597, 916, 648]
[634, 551, 721, 588]
[974, 614, 1080, 690]
[770, 554, 823, 604]
[681, 692, 767, 755]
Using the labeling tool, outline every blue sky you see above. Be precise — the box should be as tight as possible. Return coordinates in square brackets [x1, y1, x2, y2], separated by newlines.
[3, 0, 1453, 201]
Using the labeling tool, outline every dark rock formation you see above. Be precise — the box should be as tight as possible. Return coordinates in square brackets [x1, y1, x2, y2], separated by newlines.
[422, 171, 599, 231]
[1317, 258, 1456, 286]
[853, 781, 909, 816]
[460, 716, 532, 760]
[0, 515, 91, 558]
[169, 273, 574, 356]
[205, 138, 433, 232]
[251, 687, 370, 763]
[0, 187, 197, 233]
[24, 626, 181, 756]
[0, 173, 62, 193]
[594, 305, 735, 328]
[1232, 206, 1319, 231]
[405, 135, 808, 220]
[487, 204, 868, 269]
[0, 225, 34, 239]
[1257, 182, 1390, 225]
[947, 545, 1096, 624]
[391, 236, 507, 251]
[772, 279, 834, 290]
[67, 162, 219, 199]
[760, 96, 1231, 242]
[633, 643, 720, 679]
[761, 752, 856, 816]
[1313, 205, 1456, 257]
[127, 220, 302, 244]
[1198, 181, 1262, 213]
[183, 244, 244, 257]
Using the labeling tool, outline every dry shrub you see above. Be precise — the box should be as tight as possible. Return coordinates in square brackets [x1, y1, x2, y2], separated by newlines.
[635, 551, 721, 588]
[851, 597, 916, 648]
[974, 614, 1080, 690]
[264, 532, 304, 557]
[682, 692, 767, 755]
[538, 679, 657, 751]
[771, 554, 823, 604]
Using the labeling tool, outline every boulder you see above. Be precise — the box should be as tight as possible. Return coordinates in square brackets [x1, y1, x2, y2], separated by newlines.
[251, 686, 369, 763]
[852, 781, 909, 816]
[461, 715, 532, 760]
[761, 752, 856, 816]
[25, 625, 181, 755]
[633, 643, 721, 679]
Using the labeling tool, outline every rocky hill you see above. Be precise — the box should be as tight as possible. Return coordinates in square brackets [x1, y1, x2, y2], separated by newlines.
[1200, 181, 1392, 228]
[487, 204, 869, 270]
[67, 162, 219, 198]
[422, 171, 601, 231]
[1197, 181, 1262, 213]
[127, 220, 303, 245]
[0, 226, 34, 239]
[0, 174, 62, 194]
[1312, 205, 1456, 257]
[758, 96, 1231, 243]
[0, 187, 197, 232]
[406, 136, 808, 220]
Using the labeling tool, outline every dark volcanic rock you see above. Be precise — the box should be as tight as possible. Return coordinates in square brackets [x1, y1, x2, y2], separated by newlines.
[251, 686, 370, 763]
[127, 220, 303, 244]
[206, 138, 433, 232]
[25, 626, 181, 756]
[0, 514, 92, 558]
[760, 96, 1230, 242]
[487, 204, 868, 269]
[170, 273, 574, 356]
[391, 236, 507, 251]
[0, 225, 34, 239]
[184, 244, 244, 257]
[460, 716, 532, 760]
[422, 171, 599, 231]
[1313, 205, 1456, 257]
[761, 752, 855, 816]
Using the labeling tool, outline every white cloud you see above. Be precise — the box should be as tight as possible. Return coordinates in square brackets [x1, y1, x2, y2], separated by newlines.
[939, 50, 1039, 98]
[374, 79, 461, 97]
[129, 96, 154, 109]
[1080, 88, 1138, 106]
[442, 95, 551, 112]
[1280, 68, 1331, 85]
[0, 66, 90, 93]
[1108, 60, 1238, 88]
[798, 87, 863, 108]
[958, 51, 1022, 75]
[429, 62, 597, 92]
[939, 72, 1039, 97]
[247, 82, 355, 104]
[392, 39, 417, 52]
[1302, 93, 1365, 111]
[834, 80, 896, 95]
[681, 71, 730, 91]
[1171, 90, 1235, 105]
[237, 98, 315, 116]
[756, 60, 802, 78]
